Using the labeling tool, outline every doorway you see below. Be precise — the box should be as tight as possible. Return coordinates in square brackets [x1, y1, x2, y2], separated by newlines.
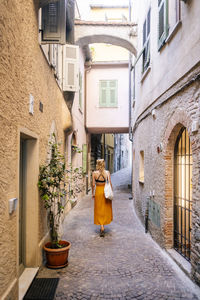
[19, 132, 38, 274]
[174, 127, 192, 261]
[19, 137, 27, 275]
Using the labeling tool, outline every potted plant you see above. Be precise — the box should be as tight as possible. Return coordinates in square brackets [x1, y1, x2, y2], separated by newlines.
[38, 138, 83, 268]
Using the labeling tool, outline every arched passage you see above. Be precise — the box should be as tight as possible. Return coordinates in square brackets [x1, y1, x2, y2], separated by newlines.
[163, 109, 192, 249]
[76, 34, 137, 56]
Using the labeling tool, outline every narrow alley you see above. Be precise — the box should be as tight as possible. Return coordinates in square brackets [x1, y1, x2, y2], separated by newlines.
[37, 168, 200, 300]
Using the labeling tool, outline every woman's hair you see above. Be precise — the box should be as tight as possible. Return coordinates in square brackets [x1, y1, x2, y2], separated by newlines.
[96, 159, 105, 172]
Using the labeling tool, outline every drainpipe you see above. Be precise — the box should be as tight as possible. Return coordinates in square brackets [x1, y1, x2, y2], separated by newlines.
[129, 0, 133, 143]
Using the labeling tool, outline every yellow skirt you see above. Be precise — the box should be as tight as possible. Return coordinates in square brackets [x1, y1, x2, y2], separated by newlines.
[94, 184, 113, 225]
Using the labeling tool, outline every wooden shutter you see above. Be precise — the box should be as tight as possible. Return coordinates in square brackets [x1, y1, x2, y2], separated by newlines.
[109, 80, 117, 107]
[142, 8, 151, 73]
[41, 0, 66, 44]
[49, 44, 57, 67]
[82, 144, 87, 174]
[56, 45, 63, 87]
[63, 44, 79, 92]
[143, 20, 146, 45]
[99, 81, 108, 107]
[147, 8, 151, 37]
[158, 0, 169, 50]
[99, 80, 117, 107]
[39, 0, 59, 8]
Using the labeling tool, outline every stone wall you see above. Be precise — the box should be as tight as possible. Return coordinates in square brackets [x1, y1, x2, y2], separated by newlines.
[132, 62, 200, 284]
[0, 0, 72, 299]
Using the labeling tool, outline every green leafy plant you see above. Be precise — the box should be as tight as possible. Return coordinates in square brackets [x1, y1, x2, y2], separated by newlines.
[38, 138, 84, 248]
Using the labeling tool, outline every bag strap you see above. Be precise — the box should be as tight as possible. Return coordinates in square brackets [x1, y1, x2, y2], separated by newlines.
[106, 171, 109, 183]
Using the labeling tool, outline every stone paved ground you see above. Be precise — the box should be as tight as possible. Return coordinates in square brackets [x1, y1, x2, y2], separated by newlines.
[38, 168, 200, 300]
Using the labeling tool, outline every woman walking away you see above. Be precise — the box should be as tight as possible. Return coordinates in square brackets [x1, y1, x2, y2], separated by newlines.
[92, 159, 113, 237]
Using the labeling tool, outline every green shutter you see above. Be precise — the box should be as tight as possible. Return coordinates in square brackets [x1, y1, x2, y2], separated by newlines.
[158, 0, 168, 50]
[142, 8, 151, 73]
[109, 80, 117, 107]
[99, 80, 107, 107]
[99, 80, 117, 107]
[82, 144, 87, 173]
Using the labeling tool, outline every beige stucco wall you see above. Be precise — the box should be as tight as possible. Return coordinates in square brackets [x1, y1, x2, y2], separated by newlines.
[0, 0, 72, 299]
[86, 64, 129, 133]
[133, 0, 200, 124]
[90, 6, 129, 22]
[89, 6, 130, 63]
[90, 43, 129, 62]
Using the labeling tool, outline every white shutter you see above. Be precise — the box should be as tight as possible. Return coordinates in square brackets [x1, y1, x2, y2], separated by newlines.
[56, 44, 63, 87]
[49, 44, 57, 67]
[62, 44, 79, 92]
[41, 0, 66, 44]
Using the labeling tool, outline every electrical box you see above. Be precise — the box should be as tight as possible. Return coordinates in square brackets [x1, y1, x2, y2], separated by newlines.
[191, 120, 199, 133]
[9, 198, 18, 214]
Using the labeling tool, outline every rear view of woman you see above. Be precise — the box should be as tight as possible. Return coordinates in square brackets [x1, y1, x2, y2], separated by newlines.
[92, 159, 113, 237]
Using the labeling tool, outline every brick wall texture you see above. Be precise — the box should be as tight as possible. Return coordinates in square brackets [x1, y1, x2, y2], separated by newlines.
[132, 62, 200, 285]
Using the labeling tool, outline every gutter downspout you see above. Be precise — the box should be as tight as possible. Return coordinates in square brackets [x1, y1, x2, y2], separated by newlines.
[129, 0, 133, 143]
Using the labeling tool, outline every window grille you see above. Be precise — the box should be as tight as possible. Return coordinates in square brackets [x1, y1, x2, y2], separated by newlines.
[174, 127, 192, 261]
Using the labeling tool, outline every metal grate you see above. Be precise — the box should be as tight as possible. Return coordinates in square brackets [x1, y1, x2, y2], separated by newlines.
[23, 278, 59, 300]
[174, 127, 192, 261]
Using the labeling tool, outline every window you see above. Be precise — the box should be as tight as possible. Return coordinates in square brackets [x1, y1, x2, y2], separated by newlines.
[139, 151, 144, 183]
[174, 127, 192, 261]
[99, 80, 118, 107]
[40, 0, 74, 44]
[63, 44, 79, 92]
[40, 0, 66, 44]
[166, 0, 181, 43]
[158, 0, 169, 50]
[175, 0, 181, 23]
[142, 8, 151, 73]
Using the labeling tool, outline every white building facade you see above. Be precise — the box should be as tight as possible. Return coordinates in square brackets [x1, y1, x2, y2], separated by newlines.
[132, 0, 200, 284]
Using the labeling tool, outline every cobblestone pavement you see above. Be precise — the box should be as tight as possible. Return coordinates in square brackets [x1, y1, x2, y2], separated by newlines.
[38, 168, 200, 299]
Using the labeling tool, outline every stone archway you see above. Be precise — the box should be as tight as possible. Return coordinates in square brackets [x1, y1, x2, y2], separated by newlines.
[163, 110, 191, 249]
[75, 20, 137, 56]
[76, 34, 137, 56]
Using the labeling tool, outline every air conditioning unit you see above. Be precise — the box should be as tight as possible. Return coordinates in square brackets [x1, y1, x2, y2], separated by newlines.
[63, 44, 79, 92]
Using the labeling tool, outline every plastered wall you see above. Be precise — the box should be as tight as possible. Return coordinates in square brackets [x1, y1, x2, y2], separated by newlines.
[0, 1, 72, 298]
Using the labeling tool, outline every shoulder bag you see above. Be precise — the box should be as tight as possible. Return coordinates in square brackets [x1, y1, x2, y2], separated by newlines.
[104, 171, 114, 200]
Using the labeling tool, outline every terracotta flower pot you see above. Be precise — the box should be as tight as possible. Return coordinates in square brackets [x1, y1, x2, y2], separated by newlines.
[44, 240, 71, 269]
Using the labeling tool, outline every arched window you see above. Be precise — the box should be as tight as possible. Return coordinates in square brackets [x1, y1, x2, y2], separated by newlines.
[174, 127, 192, 261]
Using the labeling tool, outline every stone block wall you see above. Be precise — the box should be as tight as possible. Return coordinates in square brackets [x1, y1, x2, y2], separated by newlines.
[132, 62, 200, 285]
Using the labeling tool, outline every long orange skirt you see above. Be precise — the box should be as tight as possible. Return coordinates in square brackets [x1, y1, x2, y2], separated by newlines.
[94, 184, 113, 225]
